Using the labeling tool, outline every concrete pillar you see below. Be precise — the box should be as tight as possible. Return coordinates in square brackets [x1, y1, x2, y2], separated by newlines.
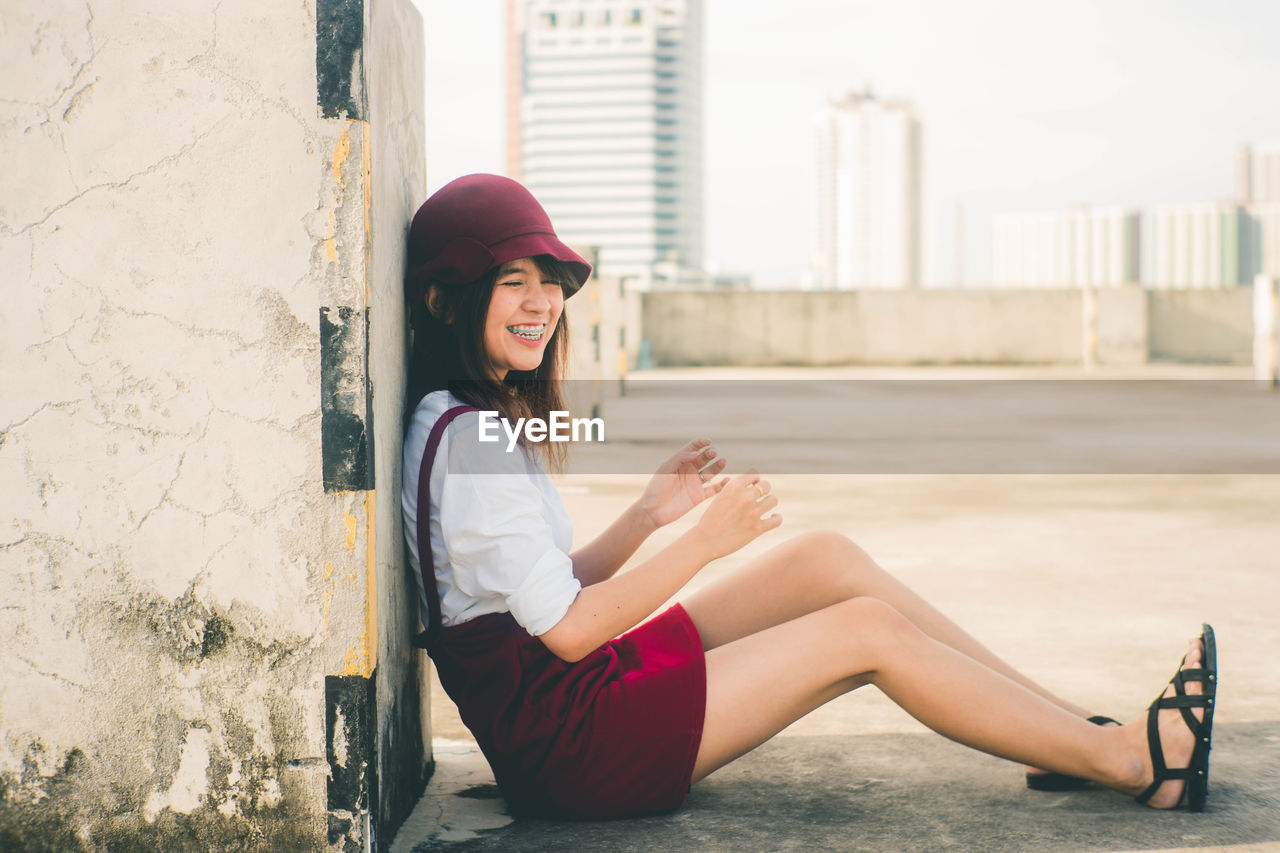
[564, 260, 605, 420]
[0, 1, 425, 849]
[1255, 275, 1280, 386]
[1094, 284, 1148, 365]
[1081, 284, 1099, 367]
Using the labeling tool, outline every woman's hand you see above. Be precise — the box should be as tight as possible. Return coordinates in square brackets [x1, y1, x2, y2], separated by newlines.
[692, 469, 782, 560]
[634, 438, 728, 529]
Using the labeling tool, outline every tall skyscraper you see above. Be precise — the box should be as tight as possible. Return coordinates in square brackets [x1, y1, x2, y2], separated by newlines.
[814, 89, 922, 289]
[507, 0, 704, 287]
[992, 207, 1139, 288]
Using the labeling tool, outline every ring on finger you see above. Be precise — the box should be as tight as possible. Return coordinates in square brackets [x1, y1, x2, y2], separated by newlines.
[752, 483, 765, 498]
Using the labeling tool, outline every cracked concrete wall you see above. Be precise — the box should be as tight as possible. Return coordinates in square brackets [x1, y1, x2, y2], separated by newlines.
[0, 1, 425, 850]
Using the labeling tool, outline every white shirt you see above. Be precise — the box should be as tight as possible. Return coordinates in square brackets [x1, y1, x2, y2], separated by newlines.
[401, 390, 581, 636]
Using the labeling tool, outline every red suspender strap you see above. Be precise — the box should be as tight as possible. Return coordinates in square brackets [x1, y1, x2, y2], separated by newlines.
[413, 404, 480, 650]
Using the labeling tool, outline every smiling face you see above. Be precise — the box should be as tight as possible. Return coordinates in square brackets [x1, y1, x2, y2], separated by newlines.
[482, 257, 566, 381]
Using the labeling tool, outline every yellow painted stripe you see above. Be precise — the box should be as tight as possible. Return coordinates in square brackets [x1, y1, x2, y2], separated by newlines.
[343, 507, 357, 550]
[336, 490, 377, 679]
[322, 562, 336, 631]
[325, 126, 352, 264]
[356, 117, 375, 677]
[363, 490, 377, 677]
[361, 119, 372, 306]
[331, 126, 350, 183]
[330, 119, 377, 679]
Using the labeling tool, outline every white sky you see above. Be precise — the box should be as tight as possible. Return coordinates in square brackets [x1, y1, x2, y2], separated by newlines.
[410, 0, 1280, 285]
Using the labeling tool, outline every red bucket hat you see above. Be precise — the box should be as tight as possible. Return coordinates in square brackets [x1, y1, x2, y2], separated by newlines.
[405, 174, 592, 304]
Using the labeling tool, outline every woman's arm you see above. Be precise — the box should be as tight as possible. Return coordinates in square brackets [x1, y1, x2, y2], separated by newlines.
[540, 471, 780, 662]
[568, 501, 658, 587]
[568, 438, 727, 587]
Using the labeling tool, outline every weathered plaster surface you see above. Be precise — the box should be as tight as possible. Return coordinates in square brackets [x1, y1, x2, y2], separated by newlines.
[366, 0, 428, 840]
[0, 1, 409, 848]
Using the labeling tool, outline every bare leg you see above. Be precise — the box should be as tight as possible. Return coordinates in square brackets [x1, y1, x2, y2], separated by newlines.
[691, 595, 1201, 811]
[682, 531, 1094, 718]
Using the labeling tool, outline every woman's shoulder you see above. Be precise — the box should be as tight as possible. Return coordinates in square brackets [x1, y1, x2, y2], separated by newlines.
[406, 392, 529, 475]
[408, 390, 480, 435]
[406, 391, 478, 465]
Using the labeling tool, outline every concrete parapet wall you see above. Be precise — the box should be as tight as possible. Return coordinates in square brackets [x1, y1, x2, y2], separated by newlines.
[1093, 285, 1149, 365]
[643, 289, 1081, 366]
[1148, 286, 1254, 363]
[642, 286, 1249, 366]
[0, 1, 424, 849]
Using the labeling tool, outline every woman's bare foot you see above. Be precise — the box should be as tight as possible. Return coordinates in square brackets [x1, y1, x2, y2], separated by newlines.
[1121, 637, 1206, 809]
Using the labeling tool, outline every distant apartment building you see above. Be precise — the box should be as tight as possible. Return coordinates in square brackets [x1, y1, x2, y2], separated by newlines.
[991, 147, 1278, 290]
[814, 89, 922, 289]
[1143, 203, 1258, 288]
[1236, 144, 1280, 204]
[992, 207, 1139, 287]
[1252, 204, 1280, 277]
[507, 0, 704, 287]
[1236, 145, 1280, 278]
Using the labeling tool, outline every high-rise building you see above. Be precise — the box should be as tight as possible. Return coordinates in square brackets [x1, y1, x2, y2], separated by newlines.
[1253, 204, 1280, 278]
[507, 0, 703, 287]
[1236, 145, 1280, 204]
[1235, 146, 1280, 279]
[814, 89, 922, 289]
[992, 207, 1139, 288]
[1143, 203, 1257, 288]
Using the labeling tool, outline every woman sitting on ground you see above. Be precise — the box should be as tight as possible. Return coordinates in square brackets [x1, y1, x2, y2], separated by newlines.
[400, 173, 1217, 821]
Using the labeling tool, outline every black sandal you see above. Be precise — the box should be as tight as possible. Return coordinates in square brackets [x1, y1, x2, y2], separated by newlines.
[1025, 715, 1121, 791]
[1136, 623, 1218, 811]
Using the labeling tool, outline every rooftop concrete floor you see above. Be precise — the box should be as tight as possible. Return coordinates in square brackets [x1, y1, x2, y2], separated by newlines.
[392, 366, 1280, 853]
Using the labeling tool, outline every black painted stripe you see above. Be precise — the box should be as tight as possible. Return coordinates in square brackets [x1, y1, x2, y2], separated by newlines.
[326, 673, 376, 815]
[320, 306, 373, 492]
[316, 0, 365, 120]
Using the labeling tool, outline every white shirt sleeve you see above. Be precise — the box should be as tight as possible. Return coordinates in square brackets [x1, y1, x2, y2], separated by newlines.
[437, 412, 581, 636]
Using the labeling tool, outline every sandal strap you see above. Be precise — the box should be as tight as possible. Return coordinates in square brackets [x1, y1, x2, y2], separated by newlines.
[1172, 668, 1212, 689]
[1145, 698, 1167, 772]
[1145, 767, 1198, 781]
[1137, 766, 1202, 804]
[1153, 694, 1213, 710]
[1166, 664, 1215, 734]
[1180, 703, 1208, 736]
[1150, 694, 1212, 742]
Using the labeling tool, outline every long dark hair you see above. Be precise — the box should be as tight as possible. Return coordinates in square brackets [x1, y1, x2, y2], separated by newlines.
[406, 254, 575, 472]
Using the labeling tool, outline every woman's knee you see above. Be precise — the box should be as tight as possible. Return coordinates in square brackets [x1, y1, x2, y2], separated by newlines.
[828, 596, 921, 660]
[789, 530, 884, 593]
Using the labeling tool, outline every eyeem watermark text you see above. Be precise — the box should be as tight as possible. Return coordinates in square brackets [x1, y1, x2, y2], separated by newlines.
[478, 411, 605, 452]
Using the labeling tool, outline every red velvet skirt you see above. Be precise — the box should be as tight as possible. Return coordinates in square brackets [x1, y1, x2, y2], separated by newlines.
[429, 603, 707, 820]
